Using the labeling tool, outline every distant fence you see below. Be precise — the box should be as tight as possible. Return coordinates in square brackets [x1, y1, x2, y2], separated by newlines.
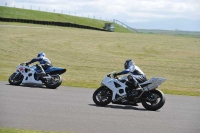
[0, 17, 108, 32]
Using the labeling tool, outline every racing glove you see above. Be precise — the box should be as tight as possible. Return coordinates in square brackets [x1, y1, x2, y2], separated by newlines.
[25, 62, 29, 66]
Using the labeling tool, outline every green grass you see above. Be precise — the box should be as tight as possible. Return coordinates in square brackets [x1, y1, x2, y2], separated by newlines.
[0, 128, 73, 133]
[0, 6, 131, 33]
[0, 22, 200, 96]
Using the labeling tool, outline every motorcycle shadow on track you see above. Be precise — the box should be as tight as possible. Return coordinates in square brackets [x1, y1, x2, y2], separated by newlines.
[88, 104, 151, 111]
[6, 83, 49, 89]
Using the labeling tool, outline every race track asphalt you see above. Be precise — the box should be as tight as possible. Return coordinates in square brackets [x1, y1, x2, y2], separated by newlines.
[0, 81, 200, 133]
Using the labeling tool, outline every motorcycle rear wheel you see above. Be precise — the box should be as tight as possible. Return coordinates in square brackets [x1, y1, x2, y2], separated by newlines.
[44, 74, 62, 89]
[93, 86, 112, 106]
[8, 73, 23, 85]
[142, 90, 165, 111]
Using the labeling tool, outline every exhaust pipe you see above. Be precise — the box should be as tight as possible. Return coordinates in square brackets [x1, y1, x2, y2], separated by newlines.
[134, 85, 158, 99]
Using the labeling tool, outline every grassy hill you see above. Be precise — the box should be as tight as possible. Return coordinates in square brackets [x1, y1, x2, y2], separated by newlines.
[0, 6, 132, 33]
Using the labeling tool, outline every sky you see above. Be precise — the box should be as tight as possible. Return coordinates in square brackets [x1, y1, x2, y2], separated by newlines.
[1, 0, 200, 31]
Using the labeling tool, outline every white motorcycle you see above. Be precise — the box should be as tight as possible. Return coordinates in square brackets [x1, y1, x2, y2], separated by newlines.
[8, 63, 66, 89]
[93, 72, 166, 111]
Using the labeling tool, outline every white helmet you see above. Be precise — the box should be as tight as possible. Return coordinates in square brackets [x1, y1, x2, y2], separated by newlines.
[37, 52, 45, 57]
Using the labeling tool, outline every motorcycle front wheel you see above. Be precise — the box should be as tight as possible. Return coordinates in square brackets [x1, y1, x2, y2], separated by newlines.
[142, 89, 165, 111]
[8, 73, 23, 85]
[44, 74, 62, 89]
[93, 86, 112, 106]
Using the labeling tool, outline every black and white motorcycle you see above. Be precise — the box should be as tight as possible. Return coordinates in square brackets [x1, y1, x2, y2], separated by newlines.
[93, 72, 166, 111]
[8, 63, 66, 89]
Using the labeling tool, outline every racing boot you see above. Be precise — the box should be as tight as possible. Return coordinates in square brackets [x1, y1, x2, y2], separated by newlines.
[126, 89, 139, 106]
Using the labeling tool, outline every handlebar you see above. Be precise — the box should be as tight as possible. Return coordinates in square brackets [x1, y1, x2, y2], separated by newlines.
[107, 71, 118, 79]
[20, 62, 27, 66]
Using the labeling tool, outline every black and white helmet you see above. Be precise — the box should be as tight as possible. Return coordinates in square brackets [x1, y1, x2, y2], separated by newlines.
[124, 59, 135, 69]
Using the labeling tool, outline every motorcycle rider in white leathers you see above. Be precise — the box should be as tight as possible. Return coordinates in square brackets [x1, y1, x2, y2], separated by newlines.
[114, 59, 147, 103]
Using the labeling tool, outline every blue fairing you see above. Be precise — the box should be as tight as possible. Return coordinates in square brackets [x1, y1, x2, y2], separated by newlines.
[45, 67, 66, 75]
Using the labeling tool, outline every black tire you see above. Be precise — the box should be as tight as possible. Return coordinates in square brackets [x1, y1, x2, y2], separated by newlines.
[142, 90, 166, 111]
[93, 86, 112, 106]
[8, 73, 23, 85]
[45, 75, 62, 89]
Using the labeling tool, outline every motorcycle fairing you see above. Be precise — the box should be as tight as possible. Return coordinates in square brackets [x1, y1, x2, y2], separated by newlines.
[45, 67, 66, 75]
[101, 76, 128, 100]
[139, 77, 166, 91]
[17, 66, 43, 85]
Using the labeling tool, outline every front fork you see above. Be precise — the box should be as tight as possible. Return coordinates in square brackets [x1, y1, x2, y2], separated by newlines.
[13, 72, 20, 79]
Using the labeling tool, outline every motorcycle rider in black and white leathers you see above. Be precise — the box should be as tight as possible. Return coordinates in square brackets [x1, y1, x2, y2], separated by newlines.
[114, 59, 147, 104]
